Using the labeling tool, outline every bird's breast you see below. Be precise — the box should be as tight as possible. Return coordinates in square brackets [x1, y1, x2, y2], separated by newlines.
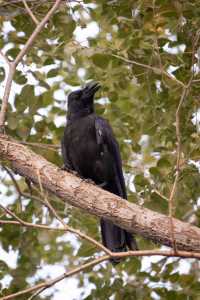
[65, 116, 113, 182]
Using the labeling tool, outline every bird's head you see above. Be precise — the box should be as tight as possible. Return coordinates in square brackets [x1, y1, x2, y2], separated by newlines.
[67, 81, 101, 116]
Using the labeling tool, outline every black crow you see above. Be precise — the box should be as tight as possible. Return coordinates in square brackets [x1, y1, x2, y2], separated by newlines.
[61, 82, 138, 263]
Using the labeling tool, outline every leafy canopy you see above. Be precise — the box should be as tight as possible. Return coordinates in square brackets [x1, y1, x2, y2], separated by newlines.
[0, 0, 200, 299]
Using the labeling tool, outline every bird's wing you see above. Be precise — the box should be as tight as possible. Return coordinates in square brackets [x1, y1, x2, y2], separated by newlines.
[95, 116, 127, 199]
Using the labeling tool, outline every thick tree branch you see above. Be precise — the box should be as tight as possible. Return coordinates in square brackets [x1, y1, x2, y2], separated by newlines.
[0, 134, 200, 251]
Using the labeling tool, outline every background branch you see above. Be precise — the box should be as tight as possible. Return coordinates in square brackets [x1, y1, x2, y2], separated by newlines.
[168, 29, 200, 252]
[22, 0, 39, 25]
[0, 0, 62, 131]
[1, 247, 200, 300]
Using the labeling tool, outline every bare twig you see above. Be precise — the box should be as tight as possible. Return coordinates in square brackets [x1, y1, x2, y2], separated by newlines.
[0, 50, 10, 65]
[168, 29, 200, 252]
[0, 204, 27, 226]
[1, 219, 200, 260]
[111, 53, 185, 88]
[2, 166, 109, 255]
[13, 0, 61, 68]
[0, 219, 67, 231]
[0, 64, 15, 132]
[2, 165, 22, 196]
[0, 0, 62, 131]
[3, 166, 111, 256]
[168, 88, 188, 252]
[2, 165, 51, 207]
[45, 194, 111, 254]
[20, 141, 60, 150]
[0, 196, 111, 256]
[1, 248, 200, 300]
[152, 189, 169, 202]
[0, 255, 109, 300]
[22, 0, 39, 25]
[192, 79, 200, 83]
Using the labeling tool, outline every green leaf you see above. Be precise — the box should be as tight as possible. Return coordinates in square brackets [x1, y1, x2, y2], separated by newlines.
[44, 58, 55, 65]
[134, 174, 149, 187]
[92, 53, 110, 68]
[15, 85, 35, 113]
[77, 241, 96, 257]
[6, 48, 20, 59]
[14, 70, 27, 85]
[157, 157, 171, 168]
[47, 68, 59, 78]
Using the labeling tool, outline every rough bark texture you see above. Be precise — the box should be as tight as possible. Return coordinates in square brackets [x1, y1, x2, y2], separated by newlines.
[0, 133, 200, 252]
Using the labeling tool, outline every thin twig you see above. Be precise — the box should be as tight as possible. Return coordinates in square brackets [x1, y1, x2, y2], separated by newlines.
[0, 196, 111, 256]
[2, 166, 109, 255]
[0, 219, 67, 231]
[2, 165, 22, 196]
[0, 204, 27, 226]
[20, 141, 60, 150]
[14, 0, 62, 68]
[0, 64, 15, 132]
[22, 0, 39, 25]
[0, 0, 62, 131]
[152, 189, 169, 202]
[1, 219, 200, 260]
[1, 247, 200, 300]
[15, 164, 111, 255]
[168, 29, 200, 252]
[2, 165, 50, 207]
[111, 53, 185, 88]
[0, 50, 10, 65]
[44, 193, 111, 253]
[0, 255, 109, 300]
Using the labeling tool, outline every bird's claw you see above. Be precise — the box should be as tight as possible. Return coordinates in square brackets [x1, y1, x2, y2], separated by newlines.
[61, 165, 78, 176]
[98, 181, 107, 188]
[84, 178, 95, 185]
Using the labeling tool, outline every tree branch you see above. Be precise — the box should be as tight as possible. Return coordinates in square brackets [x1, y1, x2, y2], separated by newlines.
[22, 0, 39, 25]
[1, 134, 200, 252]
[111, 53, 185, 88]
[0, 0, 62, 132]
[0, 255, 110, 300]
[0, 189, 110, 255]
[168, 29, 200, 252]
[1, 247, 200, 300]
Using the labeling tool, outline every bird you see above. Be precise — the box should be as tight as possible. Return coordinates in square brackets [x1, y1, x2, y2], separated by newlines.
[61, 81, 138, 263]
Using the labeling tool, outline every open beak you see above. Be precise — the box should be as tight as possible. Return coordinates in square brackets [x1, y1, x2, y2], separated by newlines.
[83, 81, 101, 96]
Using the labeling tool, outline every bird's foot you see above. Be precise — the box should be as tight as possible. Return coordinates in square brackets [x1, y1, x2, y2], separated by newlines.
[61, 165, 79, 177]
[61, 164, 70, 171]
[98, 181, 107, 188]
[84, 178, 95, 185]
[25, 178, 33, 195]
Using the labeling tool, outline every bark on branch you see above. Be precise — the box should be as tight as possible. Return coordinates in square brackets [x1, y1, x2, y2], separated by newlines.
[0, 133, 200, 252]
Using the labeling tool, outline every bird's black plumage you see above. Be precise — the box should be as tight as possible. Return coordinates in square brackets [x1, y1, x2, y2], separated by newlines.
[61, 82, 137, 263]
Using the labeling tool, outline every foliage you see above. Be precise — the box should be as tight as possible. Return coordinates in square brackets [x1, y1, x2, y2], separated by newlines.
[0, 0, 200, 299]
